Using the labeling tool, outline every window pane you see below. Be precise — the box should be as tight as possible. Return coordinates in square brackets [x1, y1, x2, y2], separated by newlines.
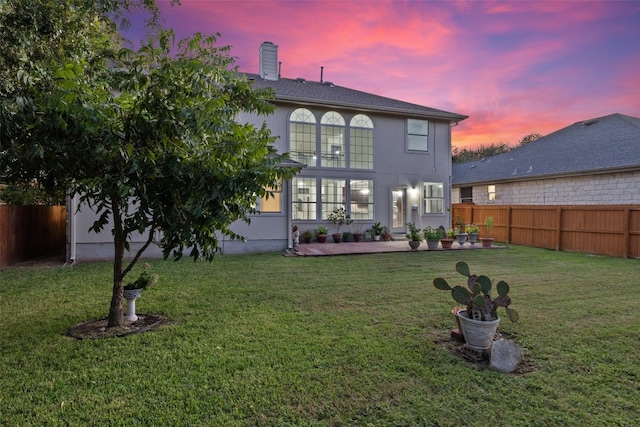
[407, 119, 429, 152]
[350, 116, 374, 170]
[349, 180, 374, 220]
[290, 109, 317, 166]
[321, 178, 346, 219]
[259, 182, 282, 213]
[292, 177, 317, 220]
[407, 134, 428, 151]
[408, 119, 428, 135]
[423, 182, 444, 213]
[321, 125, 345, 168]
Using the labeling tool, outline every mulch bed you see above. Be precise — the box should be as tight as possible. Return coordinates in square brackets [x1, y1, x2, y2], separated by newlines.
[66, 314, 166, 339]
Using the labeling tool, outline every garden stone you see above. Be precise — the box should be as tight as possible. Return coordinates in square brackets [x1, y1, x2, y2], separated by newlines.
[490, 339, 522, 373]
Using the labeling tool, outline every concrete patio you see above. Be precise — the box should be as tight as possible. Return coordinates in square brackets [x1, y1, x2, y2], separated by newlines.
[288, 240, 504, 256]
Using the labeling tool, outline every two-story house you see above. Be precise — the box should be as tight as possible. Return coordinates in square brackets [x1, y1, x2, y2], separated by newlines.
[67, 42, 467, 260]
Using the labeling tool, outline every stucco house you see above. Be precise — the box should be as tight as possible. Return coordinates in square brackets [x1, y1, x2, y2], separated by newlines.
[67, 41, 467, 261]
[452, 113, 640, 205]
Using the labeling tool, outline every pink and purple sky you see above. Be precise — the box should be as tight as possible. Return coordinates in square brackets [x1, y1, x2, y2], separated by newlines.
[124, 0, 640, 150]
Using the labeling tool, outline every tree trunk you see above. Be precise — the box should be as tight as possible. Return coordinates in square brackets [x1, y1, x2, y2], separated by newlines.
[108, 197, 125, 328]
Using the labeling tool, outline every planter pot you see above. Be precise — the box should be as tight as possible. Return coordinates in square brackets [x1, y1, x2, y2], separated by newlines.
[481, 237, 494, 248]
[468, 232, 479, 245]
[455, 233, 468, 245]
[426, 239, 440, 250]
[408, 240, 421, 251]
[317, 234, 327, 243]
[342, 232, 354, 242]
[353, 233, 363, 242]
[332, 233, 343, 243]
[440, 238, 454, 249]
[373, 234, 381, 241]
[456, 309, 500, 350]
[382, 233, 392, 241]
[123, 288, 144, 322]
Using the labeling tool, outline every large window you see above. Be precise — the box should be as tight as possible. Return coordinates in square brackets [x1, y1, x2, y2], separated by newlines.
[292, 177, 317, 220]
[349, 114, 374, 170]
[407, 118, 429, 152]
[321, 112, 345, 168]
[349, 179, 374, 220]
[423, 182, 444, 213]
[290, 108, 317, 166]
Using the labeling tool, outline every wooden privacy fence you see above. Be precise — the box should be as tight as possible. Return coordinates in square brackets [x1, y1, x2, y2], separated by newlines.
[452, 204, 640, 259]
[0, 205, 67, 267]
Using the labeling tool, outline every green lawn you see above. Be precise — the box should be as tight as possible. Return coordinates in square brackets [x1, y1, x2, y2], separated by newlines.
[1, 245, 638, 426]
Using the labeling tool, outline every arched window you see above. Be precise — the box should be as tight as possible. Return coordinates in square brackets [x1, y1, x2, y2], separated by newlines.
[349, 114, 374, 170]
[321, 111, 345, 168]
[289, 108, 317, 166]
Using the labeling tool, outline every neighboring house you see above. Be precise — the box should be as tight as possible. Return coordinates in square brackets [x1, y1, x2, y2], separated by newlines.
[68, 41, 467, 261]
[452, 113, 640, 205]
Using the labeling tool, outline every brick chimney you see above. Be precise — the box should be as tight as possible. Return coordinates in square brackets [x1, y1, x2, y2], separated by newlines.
[259, 41, 279, 81]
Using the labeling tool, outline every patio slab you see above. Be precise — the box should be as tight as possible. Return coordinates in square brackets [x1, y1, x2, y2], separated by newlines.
[290, 240, 504, 256]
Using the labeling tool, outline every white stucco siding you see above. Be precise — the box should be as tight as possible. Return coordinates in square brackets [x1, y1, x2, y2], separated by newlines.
[460, 170, 640, 205]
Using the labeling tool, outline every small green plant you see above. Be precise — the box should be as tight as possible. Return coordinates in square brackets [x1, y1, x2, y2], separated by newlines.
[300, 229, 314, 243]
[465, 224, 479, 234]
[406, 223, 422, 241]
[433, 261, 519, 322]
[327, 207, 352, 233]
[446, 228, 456, 238]
[371, 222, 384, 236]
[316, 225, 329, 236]
[423, 226, 442, 241]
[123, 263, 159, 291]
[484, 216, 494, 235]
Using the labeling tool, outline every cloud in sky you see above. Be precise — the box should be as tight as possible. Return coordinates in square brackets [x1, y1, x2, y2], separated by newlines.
[124, 0, 640, 149]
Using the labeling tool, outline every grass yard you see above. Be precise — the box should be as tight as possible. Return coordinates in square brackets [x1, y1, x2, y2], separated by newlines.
[1, 245, 639, 426]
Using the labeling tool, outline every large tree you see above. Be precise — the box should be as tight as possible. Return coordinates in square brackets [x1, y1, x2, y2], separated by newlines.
[1, 1, 296, 327]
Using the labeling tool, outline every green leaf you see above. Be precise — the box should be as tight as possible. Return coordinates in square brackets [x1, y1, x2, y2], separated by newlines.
[433, 277, 452, 291]
[506, 307, 519, 323]
[477, 275, 492, 295]
[451, 286, 472, 305]
[455, 261, 470, 277]
[472, 295, 486, 307]
[497, 280, 510, 297]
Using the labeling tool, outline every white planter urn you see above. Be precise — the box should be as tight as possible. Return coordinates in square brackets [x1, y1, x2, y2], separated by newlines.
[123, 288, 144, 322]
[456, 309, 500, 350]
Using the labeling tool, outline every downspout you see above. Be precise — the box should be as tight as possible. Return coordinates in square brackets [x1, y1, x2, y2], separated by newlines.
[67, 193, 78, 265]
[287, 178, 293, 249]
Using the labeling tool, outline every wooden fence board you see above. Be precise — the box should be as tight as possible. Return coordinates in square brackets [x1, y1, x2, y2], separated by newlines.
[452, 204, 640, 259]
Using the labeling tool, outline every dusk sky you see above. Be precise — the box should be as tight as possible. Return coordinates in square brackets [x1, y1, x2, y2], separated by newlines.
[124, 0, 640, 150]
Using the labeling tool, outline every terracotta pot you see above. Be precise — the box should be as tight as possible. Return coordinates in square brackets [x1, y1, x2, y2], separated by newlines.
[440, 238, 453, 249]
[332, 233, 343, 243]
[481, 237, 494, 248]
[317, 234, 327, 243]
[353, 233, 363, 242]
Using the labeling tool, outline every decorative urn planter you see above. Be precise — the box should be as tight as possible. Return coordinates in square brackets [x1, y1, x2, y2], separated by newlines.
[467, 232, 479, 245]
[408, 240, 421, 251]
[123, 288, 144, 322]
[456, 309, 500, 350]
[455, 233, 468, 245]
[426, 239, 440, 250]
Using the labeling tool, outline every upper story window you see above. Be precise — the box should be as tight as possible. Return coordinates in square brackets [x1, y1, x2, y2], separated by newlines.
[488, 185, 496, 201]
[321, 111, 346, 168]
[407, 118, 429, 152]
[349, 114, 374, 170]
[290, 108, 317, 166]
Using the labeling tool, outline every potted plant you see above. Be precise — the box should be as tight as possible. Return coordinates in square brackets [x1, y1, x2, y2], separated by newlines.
[123, 263, 158, 322]
[328, 207, 352, 243]
[440, 228, 455, 250]
[381, 226, 392, 241]
[433, 261, 519, 350]
[406, 223, 422, 250]
[342, 231, 354, 242]
[300, 229, 314, 244]
[465, 224, 479, 245]
[481, 216, 495, 248]
[371, 221, 384, 241]
[352, 224, 364, 242]
[315, 225, 329, 243]
[423, 226, 442, 250]
[454, 227, 468, 246]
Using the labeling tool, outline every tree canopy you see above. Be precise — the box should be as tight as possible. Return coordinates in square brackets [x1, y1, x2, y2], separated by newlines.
[1, 0, 296, 327]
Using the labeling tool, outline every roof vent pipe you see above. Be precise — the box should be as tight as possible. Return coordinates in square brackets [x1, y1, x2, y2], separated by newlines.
[320, 66, 324, 84]
[278, 61, 282, 79]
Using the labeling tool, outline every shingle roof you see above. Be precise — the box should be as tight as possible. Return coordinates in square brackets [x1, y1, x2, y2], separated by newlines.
[452, 113, 640, 186]
[245, 73, 468, 122]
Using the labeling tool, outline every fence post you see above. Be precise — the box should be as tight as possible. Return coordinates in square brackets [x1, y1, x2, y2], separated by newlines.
[556, 207, 562, 251]
[623, 206, 630, 259]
